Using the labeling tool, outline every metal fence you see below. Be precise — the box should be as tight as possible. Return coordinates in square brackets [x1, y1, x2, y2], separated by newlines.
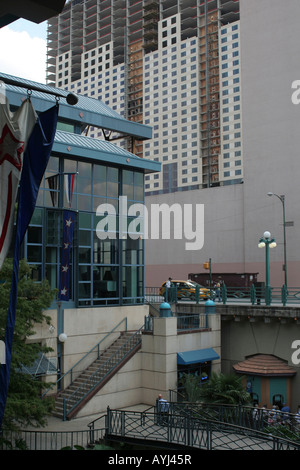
[145, 285, 300, 307]
[144, 314, 208, 332]
[3, 403, 300, 450]
[166, 398, 300, 444]
[104, 407, 300, 450]
[0, 427, 106, 450]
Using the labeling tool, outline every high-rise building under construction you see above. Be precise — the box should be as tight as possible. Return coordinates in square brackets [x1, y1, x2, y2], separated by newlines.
[46, 0, 240, 194]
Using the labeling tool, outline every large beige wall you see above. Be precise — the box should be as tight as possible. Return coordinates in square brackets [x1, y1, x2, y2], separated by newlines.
[61, 305, 148, 373]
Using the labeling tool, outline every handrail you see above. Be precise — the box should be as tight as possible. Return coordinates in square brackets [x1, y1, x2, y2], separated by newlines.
[105, 407, 300, 450]
[63, 326, 143, 419]
[164, 401, 300, 443]
[42, 317, 128, 397]
[144, 314, 209, 333]
[5, 403, 300, 450]
[145, 285, 300, 306]
[145, 300, 161, 317]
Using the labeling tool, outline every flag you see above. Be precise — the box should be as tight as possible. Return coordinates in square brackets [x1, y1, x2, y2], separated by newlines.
[0, 97, 37, 269]
[0, 105, 58, 429]
[58, 209, 75, 301]
[64, 173, 75, 208]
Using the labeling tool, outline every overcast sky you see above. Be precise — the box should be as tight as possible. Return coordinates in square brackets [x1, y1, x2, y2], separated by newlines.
[0, 19, 47, 83]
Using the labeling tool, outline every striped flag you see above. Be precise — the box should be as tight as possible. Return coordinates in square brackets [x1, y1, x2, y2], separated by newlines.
[0, 105, 58, 429]
[64, 173, 75, 208]
[0, 97, 37, 269]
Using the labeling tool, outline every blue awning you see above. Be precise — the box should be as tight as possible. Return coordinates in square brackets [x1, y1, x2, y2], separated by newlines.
[177, 348, 220, 365]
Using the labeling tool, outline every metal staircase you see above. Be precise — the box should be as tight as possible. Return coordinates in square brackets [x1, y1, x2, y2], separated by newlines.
[53, 328, 142, 420]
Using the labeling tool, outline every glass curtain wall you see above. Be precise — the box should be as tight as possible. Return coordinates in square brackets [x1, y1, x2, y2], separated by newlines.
[23, 156, 145, 307]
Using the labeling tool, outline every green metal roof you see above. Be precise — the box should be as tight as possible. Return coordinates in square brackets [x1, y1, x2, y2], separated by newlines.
[53, 130, 160, 174]
[1, 72, 152, 139]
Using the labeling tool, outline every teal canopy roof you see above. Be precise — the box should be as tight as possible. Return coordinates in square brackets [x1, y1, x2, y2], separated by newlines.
[177, 348, 220, 365]
[1, 73, 160, 174]
[54, 130, 160, 174]
[1, 72, 152, 139]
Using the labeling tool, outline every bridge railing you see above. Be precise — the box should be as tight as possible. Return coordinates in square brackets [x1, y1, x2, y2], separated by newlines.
[167, 401, 300, 442]
[3, 404, 300, 450]
[144, 314, 208, 333]
[145, 285, 300, 307]
[104, 407, 300, 450]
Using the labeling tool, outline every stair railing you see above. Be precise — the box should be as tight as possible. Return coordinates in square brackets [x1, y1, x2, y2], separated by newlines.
[42, 317, 128, 397]
[63, 326, 143, 420]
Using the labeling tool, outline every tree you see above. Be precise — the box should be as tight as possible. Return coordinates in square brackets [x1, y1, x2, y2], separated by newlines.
[196, 372, 251, 405]
[180, 371, 251, 406]
[0, 258, 56, 430]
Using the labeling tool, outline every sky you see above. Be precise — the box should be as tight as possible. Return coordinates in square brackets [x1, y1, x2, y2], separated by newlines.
[0, 19, 48, 83]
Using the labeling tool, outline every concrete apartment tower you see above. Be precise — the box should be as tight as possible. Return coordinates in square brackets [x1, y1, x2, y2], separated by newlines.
[47, 0, 300, 288]
[46, 0, 240, 193]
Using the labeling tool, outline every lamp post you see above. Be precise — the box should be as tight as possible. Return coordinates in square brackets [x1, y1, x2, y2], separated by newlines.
[267, 192, 287, 287]
[258, 231, 277, 305]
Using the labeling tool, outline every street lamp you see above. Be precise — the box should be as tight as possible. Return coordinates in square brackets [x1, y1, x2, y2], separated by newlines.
[258, 231, 277, 305]
[267, 192, 287, 287]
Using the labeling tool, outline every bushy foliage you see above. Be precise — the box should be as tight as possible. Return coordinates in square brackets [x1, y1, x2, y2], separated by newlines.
[0, 259, 56, 430]
[181, 371, 252, 405]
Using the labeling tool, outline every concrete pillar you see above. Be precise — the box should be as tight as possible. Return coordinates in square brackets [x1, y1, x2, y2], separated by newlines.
[141, 316, 177, 405]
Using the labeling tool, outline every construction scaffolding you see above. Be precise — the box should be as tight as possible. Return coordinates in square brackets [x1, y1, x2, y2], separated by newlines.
[47, 0, 240, 188]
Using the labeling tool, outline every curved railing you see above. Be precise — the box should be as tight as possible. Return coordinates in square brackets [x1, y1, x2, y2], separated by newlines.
[103, 407, 300, 450]
[166, 400, 300, 444]
[3, 404, 300, 450]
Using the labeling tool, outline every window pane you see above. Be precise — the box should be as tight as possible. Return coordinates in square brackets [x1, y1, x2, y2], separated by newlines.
[77, 162, 91, 194]
[93, 236, 118, 264]
[27, 226, 42, 244]
[122, 239, 143, 265]
[79, 247, 91, 263]
[30, 208, 43, 225]
[94, 165, 107, 196]
[107, 167, 118, 197]
[134, 172, 144, 201]
[78, 282, 91, 299]
[78, 194, 92, 211]
[46, 264, 57, 289]
[122, 266, 143, 298]
[46, 247, 58, 263]
[93, 266, 118, 298]
[27, 245, 42, 262]
[79, 212, 91, 229]
[79, 230, 91, 246]
[123, 170, 134, 199]
[78, 265, 91, 282]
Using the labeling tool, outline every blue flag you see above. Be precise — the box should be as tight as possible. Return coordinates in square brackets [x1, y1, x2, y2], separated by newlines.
[0, 105, 58, 429]
[58, 210, 75, 301]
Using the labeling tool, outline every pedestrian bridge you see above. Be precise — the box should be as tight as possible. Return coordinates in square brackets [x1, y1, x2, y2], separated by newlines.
[3, 404, 300, 450]
[89, 407, 300, 451]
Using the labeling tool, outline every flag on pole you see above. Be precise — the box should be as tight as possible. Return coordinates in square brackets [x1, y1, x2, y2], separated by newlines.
[0, 97, 37, 269]
[58, 209, 75, 301]
[0, 105, 58, 429]
[64, 173, 75, 208]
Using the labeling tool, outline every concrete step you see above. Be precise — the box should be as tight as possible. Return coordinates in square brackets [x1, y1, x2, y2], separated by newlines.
[54, 331, 141, 419]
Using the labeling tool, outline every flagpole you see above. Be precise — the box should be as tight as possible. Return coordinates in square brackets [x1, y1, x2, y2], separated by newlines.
[0, 75, 78, 106]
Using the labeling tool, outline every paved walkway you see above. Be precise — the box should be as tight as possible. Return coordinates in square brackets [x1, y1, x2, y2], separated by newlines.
[29, 404, 150, 432]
